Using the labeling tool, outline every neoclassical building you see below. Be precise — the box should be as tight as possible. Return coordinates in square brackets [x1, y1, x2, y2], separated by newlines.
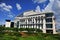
[14, 10, 56, 34]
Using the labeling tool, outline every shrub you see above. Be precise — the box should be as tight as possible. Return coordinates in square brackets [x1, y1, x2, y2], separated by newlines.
[26, 28, 35, 32]
[0, 27, 5, 32]
[19, 28, 25, 31]
[36, 29, 42, 33]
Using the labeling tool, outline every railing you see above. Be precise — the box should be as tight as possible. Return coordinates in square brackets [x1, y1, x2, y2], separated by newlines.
[20, 22, 26, 24]
[46, 28, 53, 30]
[28, 22, 33, 24]
[46, 22, 53, 24]
[20, 21, 43, 24]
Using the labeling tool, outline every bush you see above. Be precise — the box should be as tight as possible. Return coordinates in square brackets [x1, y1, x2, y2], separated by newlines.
[36, 29, 42, 33]
[0, 27, 5, 32]
[12, 28, 19, 32]
[26, 28, 35, 32]
[19, 28, 25, 31]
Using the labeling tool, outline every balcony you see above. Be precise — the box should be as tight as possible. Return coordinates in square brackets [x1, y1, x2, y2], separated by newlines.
[28, 22, 33, 24]
[46, 28, 53, 30]
[45, 13, 53, 17]
[46, 22, 53, 24]
[20, 22, 26, 24]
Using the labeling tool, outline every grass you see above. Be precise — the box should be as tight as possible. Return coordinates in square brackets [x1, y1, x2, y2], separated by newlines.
[0, 27, 60, 40]
[0, 32, 60, 40]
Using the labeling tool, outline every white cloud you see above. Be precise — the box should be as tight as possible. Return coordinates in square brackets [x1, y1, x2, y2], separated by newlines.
[42, 0, 54, 13]
[0, 3, 12, 11]
[52, 0, 60, 13]
[8, 5, 12, 9]
[8, 15, 14, 18]
[0, 3, 6, 7]
[32, 0, 47, 3]
[35, 5, 42, 13]
[34, 0, 60, 28]
[0, 3, 15, 18]
[42, 0, 60, 15]
[35, 0, 54, 13]
[41, 0, 60, 29]
[16, 3, 21, 10]
[3, 7, 10, 11]
[7, 12, 15, 18]
[52, 0, 60, 29]
[34, 0, 54, 13]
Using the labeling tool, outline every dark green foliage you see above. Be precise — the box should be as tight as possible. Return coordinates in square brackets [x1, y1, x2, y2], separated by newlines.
[0, 27, 42, 33]
[0, 31, 60, 40]
[19, 28, 25, 31]
[36, 29, 42, 32]
[0, 27, 5, 31]
[12, 28, 19, 32]
[0, 27, 60, 40]
[26, 28, 35, 32]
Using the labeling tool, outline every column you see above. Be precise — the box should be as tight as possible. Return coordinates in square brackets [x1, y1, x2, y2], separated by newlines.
[43, 17, 46, 33]
[52, 16, 56, 34]
[32, 25, 33, 28]
[40, 18, 41, 23]
[25, 19, 27, 28]
[31, 18, 33, 28]
[34, 18, 36, 28]
[40, 16, 42, 23]
[35, 17, 37, 29]
[23, 25, 24, 28]
[34, 25, 36, 28]
[19, 21, 20, 28]
[17, 21, 19, 28]
[37, 17, 38, 29]
[27, 19, 28, 28]
[14, 20, 17, 28]
[37, 25, 38, 29]
[34, 18, 36, 24]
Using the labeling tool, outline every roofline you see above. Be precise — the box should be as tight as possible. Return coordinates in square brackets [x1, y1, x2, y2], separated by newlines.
[16, 10, 54, 17]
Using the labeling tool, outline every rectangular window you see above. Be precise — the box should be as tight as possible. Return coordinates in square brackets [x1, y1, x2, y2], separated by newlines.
[45, 13, 53, 17]
[46, 18, 52, 22]
[17, 21, 19, 28]
[20, 19, 25, 22]
[46, 30, 53, 34]
[28, 18, 32, 22]
[46, 24, 53, 28]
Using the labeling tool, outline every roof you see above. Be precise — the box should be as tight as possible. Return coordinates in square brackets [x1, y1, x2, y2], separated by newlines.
[17, 13, 23, 17]
[16, 10, 53, 17]
[6, 20, 11, 22]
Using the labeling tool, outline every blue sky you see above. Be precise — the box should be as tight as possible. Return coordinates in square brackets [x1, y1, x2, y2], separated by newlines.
[0, 0, 60, 29]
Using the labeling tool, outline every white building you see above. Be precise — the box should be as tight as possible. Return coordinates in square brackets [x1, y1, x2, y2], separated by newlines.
[5, 20, 14, 28]
[5, 20, 11, 28]
[14, 10, 57, 34]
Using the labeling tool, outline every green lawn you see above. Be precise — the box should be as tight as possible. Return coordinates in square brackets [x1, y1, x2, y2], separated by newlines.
[0, 27, 60, 40]
[0, 32, 60, 40]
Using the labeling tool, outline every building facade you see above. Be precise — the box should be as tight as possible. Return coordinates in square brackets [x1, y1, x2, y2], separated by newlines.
[5, 20, 14, 28]
[14, 10, 56, 34]
[5, 20, 11, 27]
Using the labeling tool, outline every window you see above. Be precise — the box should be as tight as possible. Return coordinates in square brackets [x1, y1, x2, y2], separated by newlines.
[41, 24, 43, 29]
[11, 22, 14, 27]
[46, 18, 52, 22]
[35, 17, 37, 23]
[28, 18, 32, 22]
[46, 24, 53, 28]
[20, 19, 25, 22]
[45, 13, 53, 17]
[46, 30, 53, 34]
[17, 21, 19, 28]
